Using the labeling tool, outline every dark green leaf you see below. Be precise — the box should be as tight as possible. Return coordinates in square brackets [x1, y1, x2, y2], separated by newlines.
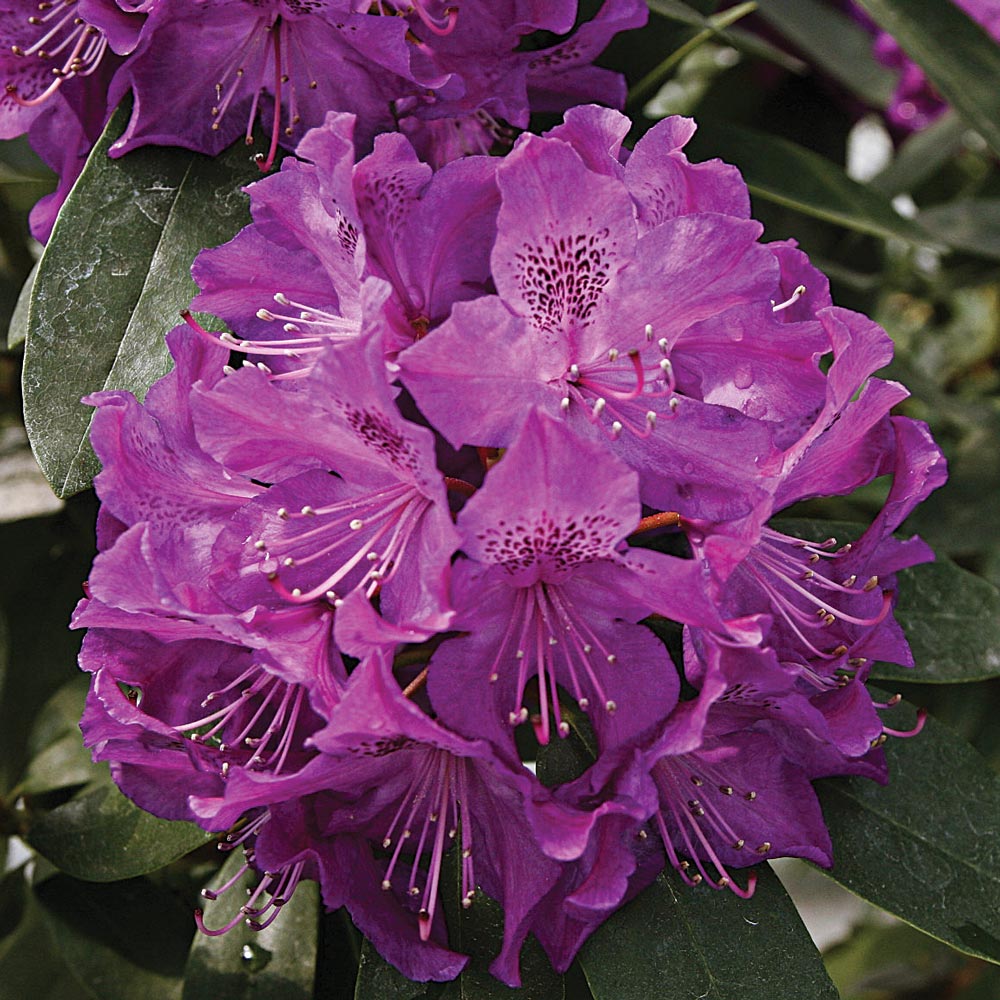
[0, 498, 96, 793]
[871, 111, 968, 197]
[19, 675, 95, 795]
[579, 866, 838, 999]
[875, 561, 1000, 683]
[687, 121, 941, 246]
[6, 259, 36, 350]
[643, 1, 807, 76]
[21, 731, 96, 796]
[756, 0, 895, 105]
[0, 870, 81, 1000]
[35, 874, 191, 1000]
[855, 0, 1000, 159]
[353, 940, 435, 1000]
[917, 199, 1000, 262]
[182, 848, 319, 1000]
[22, 98, 258, 499]
[26, 774, 213, 881]
[818, 696, 1000, 966]
[440, 907, 563, 999]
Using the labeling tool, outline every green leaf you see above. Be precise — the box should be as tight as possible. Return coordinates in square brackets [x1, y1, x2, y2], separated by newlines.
[870, 111, 968, 197]
[579, 866, 838, 999]
[21, 97, 258, 499]
[875, 560, 1000, 683]
[0, 499, 96, 793]
[438, 891, 565, 1000]
[855, 0, 1000, 160]
[817, 696, 1000, 966]
[21, 731, 96, 796]
[756, 0, 895, 105]
[353, 940, 435, 1000]
[916, 199, 1000, 262]
[35, 874, 191, 1000]
[6, 259, 36, 350]
[643, 1, 807, 77]
[687, 121, 941, 246]
[182, 849, 319, 1000]
[19, 675, 95, 796]
[0, 870, 81, 1000]
[25, 774, 213, 881]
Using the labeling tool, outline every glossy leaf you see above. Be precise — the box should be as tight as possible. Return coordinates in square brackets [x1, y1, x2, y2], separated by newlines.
[21, 98, 258, 499]
[353, 940, 436, 1000]
[25, 773, 213, 881]
[687, 121, 941, 246]
[183, 849, 319, 1000]
[579, 866, 838, 999]
[756, 0, 895, 105]
[35, 874, 191, 1000]
[855, 0, 1000, 159]
[877, 560, 1000, 683]
[818, 696, 1000, 966]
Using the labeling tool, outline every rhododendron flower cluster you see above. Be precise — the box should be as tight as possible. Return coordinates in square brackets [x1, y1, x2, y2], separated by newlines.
[0, 0, 643, 240]
[73, 107, 946, 984]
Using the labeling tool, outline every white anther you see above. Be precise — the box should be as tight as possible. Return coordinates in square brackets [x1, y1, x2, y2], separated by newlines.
[560, 397, 571, 413]
[291, 588, 302, 598]
[282, 557, 295, 567]
[569, 363, 580, 380]
[349, 518, 364, 530]
[645, 323, 654, 341]
[669, 398, 679, 412]
[646, 410, 657, 427]
[658, 337, 669, 353]
[558, 721, 570, 735]
[605, 700, 617, 713]
[592, 397, 606, 417]
[222, 365, 236, 376]
[578, 697, 590, 710]
[274, 292, 291, 305]
[610, 421, 623, 439]
[583, 643, 593, 654]
[254, 539, 266, 551]
[301, 505, 315, 516]
[256, 308, 275, 321]
[548, 636, 558, 646]
[608, 348, 619, 362]
[277, 507, 289, 519]
[659, 358, 672, 374]
[256, 362, 272, 374]
[607, 653, 617, 664]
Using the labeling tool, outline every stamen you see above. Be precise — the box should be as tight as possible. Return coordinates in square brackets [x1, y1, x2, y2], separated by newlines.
[771, 284, 806, 313]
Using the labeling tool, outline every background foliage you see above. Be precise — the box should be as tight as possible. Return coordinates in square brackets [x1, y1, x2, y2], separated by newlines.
[2, 1, 1000, 997]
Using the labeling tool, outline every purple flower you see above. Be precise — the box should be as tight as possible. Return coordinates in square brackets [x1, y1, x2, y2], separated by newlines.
[107, 0, 644, 169]
[0, 0, 144, 239]
[189, 112, 500, 368]
[191, 653, 571, 985]
[426, 409, 719, 750]
[71, 99, 949, 986]
[398, 113, 783, 521]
